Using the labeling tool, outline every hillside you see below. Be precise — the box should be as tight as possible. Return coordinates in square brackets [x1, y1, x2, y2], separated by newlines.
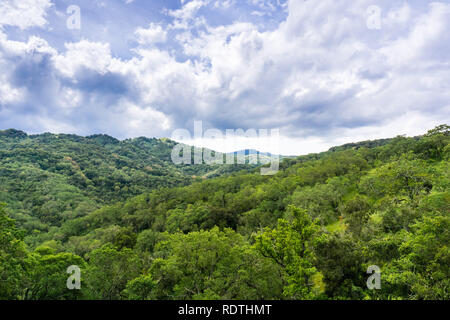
[0, 125, 448, 300]
[0, 130, 257, 231]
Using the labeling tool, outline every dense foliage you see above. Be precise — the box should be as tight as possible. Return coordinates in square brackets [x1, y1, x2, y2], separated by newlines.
[0, 125, 448, 300]
[0, 130, 255, 232]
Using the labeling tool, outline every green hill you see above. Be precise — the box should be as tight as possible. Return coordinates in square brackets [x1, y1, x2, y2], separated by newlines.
[0, 130, 256, 231]
[0, 125, 448, 300]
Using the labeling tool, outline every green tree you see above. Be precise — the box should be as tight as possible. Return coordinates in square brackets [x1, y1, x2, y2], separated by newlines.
[84, 244, 143, 300]
[314, 233, 366, 299]
[256, 206, 323, 299]
[343, 195, 372, 237]
[0, 204, 31, 299]
[26, 247, 85, 300]
[382, 212, 449, 299]
[360, 157, 433, 200]
[416, 124, 449, 160]
[150, 227, 283, 300]
[123, 274, 156, 300]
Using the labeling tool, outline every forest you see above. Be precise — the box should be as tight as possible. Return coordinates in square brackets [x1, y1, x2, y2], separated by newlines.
[0, 124, 448, 300]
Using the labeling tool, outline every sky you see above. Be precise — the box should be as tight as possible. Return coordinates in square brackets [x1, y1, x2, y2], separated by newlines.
[0, 0, 449, 155]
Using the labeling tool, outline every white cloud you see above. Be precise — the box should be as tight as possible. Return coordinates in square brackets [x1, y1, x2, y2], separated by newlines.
[0, 81, 24, 105]
[135, 23, 168, 46]
[167, 0, 210, 29]
[0, 0, 52, 30]
[52, 41, 114, 77]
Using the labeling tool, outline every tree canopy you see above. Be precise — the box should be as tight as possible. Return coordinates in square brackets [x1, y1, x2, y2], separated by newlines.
[0, 125, 448, 300]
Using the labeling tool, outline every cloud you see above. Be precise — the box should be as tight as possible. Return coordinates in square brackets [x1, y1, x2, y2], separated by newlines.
[53, 41, 114, 78]
[166, 0, 210, 29]
[0, 0, 52, 30]
[135, 23, 167, 45]
[0, 0, 449, 155]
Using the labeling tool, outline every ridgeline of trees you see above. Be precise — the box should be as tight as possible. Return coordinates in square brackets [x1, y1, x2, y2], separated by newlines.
[0, 125, 449, 300]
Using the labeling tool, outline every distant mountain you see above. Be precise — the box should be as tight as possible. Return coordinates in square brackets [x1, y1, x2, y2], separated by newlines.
[227, 149, 293, 165]
[227, 149, 280, 156]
